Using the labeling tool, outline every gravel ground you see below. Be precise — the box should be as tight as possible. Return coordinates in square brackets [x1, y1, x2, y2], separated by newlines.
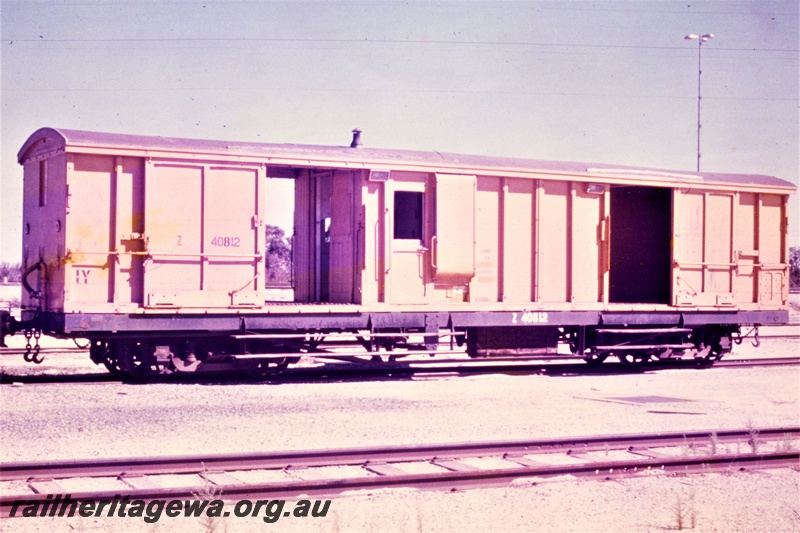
[2, 354, 799, 460]
[1, 295, 798, 532]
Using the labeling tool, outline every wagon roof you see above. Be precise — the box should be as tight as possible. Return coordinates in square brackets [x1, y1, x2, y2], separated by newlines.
[18, 127, 796, 191]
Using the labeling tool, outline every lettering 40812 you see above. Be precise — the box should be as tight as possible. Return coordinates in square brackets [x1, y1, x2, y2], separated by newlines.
[210, 236, 241, 248]
[512, 311, 548, 324]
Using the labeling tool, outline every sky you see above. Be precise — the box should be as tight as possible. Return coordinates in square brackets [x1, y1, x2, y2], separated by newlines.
[0, 0, 797, 264]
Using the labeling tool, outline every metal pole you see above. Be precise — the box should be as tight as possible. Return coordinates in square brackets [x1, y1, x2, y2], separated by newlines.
[685, 33, 713, 172]
[696, 38, 703, 172]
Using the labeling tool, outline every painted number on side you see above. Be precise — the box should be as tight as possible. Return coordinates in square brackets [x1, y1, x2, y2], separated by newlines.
[512, 312, 548, 324]
[210, 236, 241, 248]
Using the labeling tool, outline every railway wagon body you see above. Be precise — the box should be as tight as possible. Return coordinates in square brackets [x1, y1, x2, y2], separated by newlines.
[4, 127, 794, 374]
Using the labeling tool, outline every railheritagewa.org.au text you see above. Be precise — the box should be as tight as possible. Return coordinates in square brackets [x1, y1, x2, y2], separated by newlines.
[9, 494, 331, 524]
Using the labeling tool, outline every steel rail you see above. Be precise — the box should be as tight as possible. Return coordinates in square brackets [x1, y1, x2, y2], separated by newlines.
[1, 355, 797, 386]
[1, 427, 797, 482]
[0, 428, 800, 517]
[2, 453, 797, 514]
[0, 347, 88, 356]
[715, 357, 800, 368]
[300, 355, 800, 369]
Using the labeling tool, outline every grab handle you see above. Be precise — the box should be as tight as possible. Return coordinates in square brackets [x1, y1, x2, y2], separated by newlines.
[22, 260, 45, 299]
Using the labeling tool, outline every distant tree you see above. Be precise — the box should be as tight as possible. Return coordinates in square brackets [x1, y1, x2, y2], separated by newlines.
[0, 262, 22, 283]
[265, 225, 292, 283]
[790, 246, 799, 289]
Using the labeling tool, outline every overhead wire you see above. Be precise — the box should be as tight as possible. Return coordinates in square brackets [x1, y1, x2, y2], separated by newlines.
[6, 36, 798, 54]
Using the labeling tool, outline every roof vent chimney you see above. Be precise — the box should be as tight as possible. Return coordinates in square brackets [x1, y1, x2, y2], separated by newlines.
[350, 128, 363, 148]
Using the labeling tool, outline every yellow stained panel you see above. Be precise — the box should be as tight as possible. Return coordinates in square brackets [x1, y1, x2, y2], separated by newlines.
[471, 177, 499, 303]
[67, 154, 113, 304]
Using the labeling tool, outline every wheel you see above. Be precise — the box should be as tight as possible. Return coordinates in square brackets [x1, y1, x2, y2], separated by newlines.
[105, 342, 164, 378]
[694, 330, 732, 365]
[584, 352, 608, 365]
[254, 357, 290, 373]
[701, 345, 725, 365]
[647, 349, 671, 363]
[706, 334, 732, 363]
[90, 341, 123, 376]
[618, 352, 649, 365]
[101, 357, 122, 375]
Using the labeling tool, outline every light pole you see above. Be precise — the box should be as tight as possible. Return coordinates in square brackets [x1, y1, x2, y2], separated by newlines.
[684, 33, 714, 172]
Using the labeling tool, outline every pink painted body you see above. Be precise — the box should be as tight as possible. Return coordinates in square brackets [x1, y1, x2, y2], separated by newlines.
[18, 128, 794, 317]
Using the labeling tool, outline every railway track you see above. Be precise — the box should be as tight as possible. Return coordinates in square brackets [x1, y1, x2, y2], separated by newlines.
[716, 356, 800, 368]
[0, 346, 88, 356]
[2, 427, 797, 517]
[2, 355, 798, 385]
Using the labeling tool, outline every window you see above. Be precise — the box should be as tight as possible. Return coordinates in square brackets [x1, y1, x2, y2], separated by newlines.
[38, 160, 48, 207]
[394, 191, 423, 240]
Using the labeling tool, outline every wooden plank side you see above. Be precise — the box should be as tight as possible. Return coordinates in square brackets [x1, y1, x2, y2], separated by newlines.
[29, 154, 68, 312]
[143, 163, 203, 304]
[732, 193, 756, 304]
[66, 153, 114, 304]
[703, 193, 733, 295]
[203, 167, 261, 297]
[329, 170, 355, 303]
[292, 171, 313, 303]
[471, 176, 500, 303]
[502, 177, 533, 303]
[571, 184, 602, 303]
[759, 194, 784, 265]
[434, 173, 476, 281]
[360, 176, 383, 304]
[114, 156, 145, 306]
[537, 180, 569, 303]
[673, 190, 704, 305]
[757, 193, 786, 305]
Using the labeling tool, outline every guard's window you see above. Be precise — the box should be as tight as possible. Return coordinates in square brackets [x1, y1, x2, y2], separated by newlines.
[394, 191, 423, 240]
[38, 160, 48, 207]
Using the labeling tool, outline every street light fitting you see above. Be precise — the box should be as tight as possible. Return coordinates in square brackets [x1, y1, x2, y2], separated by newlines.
[685, 33, 714, 42]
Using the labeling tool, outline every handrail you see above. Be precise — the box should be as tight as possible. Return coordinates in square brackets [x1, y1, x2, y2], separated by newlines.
[65, 250, 262, 260]
[674, 260, 787, 269]
[385, 207, 392, 274]
[674, 261, 736, 267]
